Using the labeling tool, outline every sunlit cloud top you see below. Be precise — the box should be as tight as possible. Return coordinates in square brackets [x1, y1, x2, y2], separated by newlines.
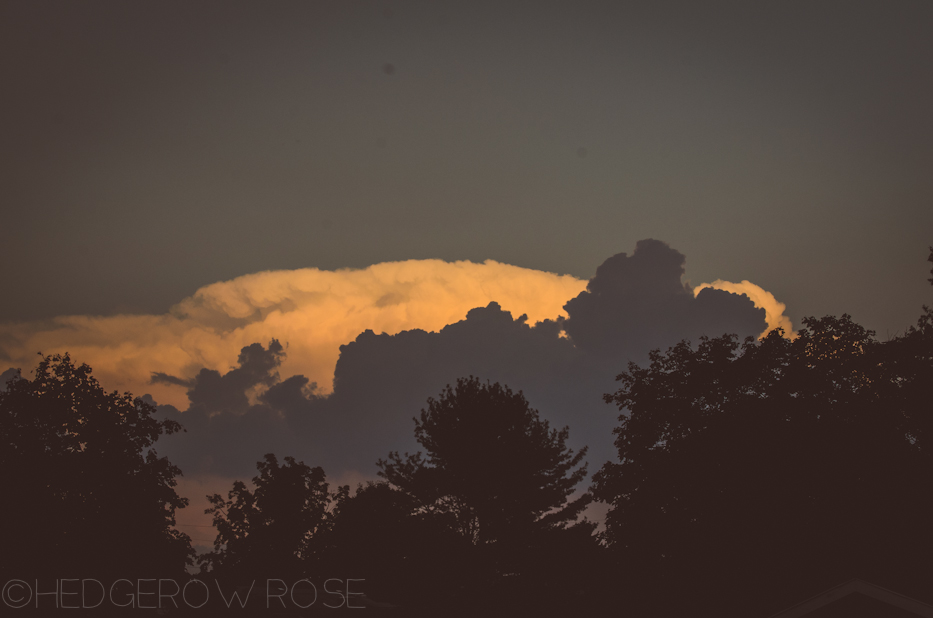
[0, 260, 588, 408]
[693, 279, 796, 338]
[1, 257, 794, 411]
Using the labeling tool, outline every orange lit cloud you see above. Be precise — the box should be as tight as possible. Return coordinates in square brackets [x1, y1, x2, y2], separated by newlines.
[693, 279, 795, 338]
[0, 260, 587, 408]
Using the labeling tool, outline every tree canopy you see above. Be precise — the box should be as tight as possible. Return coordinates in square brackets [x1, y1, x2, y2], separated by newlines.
[593, 309, 933, 616]
[200, 453, 331, 581]
[376, 377, 599, 614]
[0, 353, 192, 579]
[319, 481, 471, 607]
[379, 377, 591, 548]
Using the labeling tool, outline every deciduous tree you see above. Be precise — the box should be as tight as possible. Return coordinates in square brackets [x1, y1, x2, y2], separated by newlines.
[593, 310, 933, 616]
[0, 354, 192, 579]
[200, 453, 331, 581]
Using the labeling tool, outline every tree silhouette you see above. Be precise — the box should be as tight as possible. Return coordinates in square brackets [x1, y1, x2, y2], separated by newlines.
[378, 377, 594, 597]
[593, 312, 933, 616]
[0, 353, 192, 579]
[319, 481, 471, 607]
[380, 377, 590, 545]
[200, 453, 331, 582]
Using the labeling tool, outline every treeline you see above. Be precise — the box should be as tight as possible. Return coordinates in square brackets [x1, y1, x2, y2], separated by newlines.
[2, 251, 932, 616]
[197, 377, 598, 616]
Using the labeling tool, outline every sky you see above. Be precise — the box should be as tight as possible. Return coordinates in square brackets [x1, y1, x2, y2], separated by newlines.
[3, 0, 931, 332]
[2, 1, 932, 546]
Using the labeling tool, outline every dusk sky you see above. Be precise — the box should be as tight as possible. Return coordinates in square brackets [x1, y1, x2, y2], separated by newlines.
[3, 1, 932, 545]
[4, 1, 931, 330]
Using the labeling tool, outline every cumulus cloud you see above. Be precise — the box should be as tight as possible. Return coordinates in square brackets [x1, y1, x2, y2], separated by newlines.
[153, 240, 776, 485]
[693, 279, 796, 337]
[562, 239, 767, 359]
[152, 340, 287, 416]
[1, 242, 793, 532]
[0, 260, 586, 408]
[1, 367, 18, 390]
[153, 305, 583, 478]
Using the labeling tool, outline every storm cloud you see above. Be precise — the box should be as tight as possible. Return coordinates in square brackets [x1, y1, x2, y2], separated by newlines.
[1, 240, 780, 535]
[152, 240, 770, 485]
[0, 367, 17, 390]
[562, 239, 768, 358]
[0, 259, 587, 409]
[154, 305, 579, 479]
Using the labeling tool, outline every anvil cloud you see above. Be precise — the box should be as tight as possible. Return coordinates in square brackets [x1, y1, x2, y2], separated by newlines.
[0, 259, 588, 409]
[1, 249, 789, 411]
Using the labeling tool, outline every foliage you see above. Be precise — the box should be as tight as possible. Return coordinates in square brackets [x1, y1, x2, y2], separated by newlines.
[200, 453, 331, 580]
[375, 377, 599, 614]
[319, 481, 471, 605]
[593, 309, 933, 615]
[0, 353, 192, 578]
[379, 377, 591, 548]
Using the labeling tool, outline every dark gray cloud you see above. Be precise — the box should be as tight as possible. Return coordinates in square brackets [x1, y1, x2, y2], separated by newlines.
[154, 304, 583, 478]
[562, 239, 766, 360]
[1, 367, 18, 390]
[310, 304, 586, 471]
[153, 242, 765, 482]
[153, 340, 285, 416]
[151, 341, 302, 476]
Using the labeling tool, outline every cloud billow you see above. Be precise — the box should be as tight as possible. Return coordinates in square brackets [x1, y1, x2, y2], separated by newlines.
[562, 239, 766, 360]
[152, 340, 287, 417]
[152, 240, 769, 486]
[0, 367, 17, 390]
[155, 303, 582, 479]
[0, 259, 587, 410]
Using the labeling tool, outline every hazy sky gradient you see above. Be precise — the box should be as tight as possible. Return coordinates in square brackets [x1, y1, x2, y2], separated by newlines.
[3, 0, 931, 335]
